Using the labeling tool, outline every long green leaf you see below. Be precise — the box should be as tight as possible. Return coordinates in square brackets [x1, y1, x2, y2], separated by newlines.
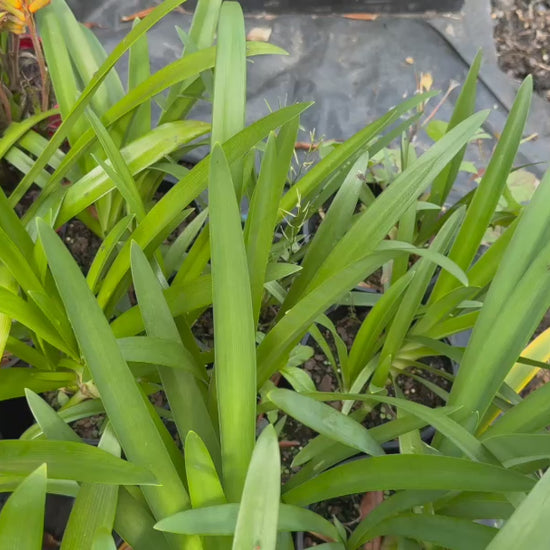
[156, 503, 338, 542]
[446, 169, 550, 428]
[209, 144, 257, 501]
[184, 431, 228, 550]
[0, 464, 47, 550]
[0, 440, 156, 485]
[118, 336, 206, 380]
[258, 251, 409, 383]
[430, 77, 533, 301]
[0, 287, 76, 357]
[126, 17, 152, 142]
[184, 431, 226, 507]
[435, 492, 513, 521]
[37, 221, 190, 529]
[25, 389, 80, 443]
[114, 487, 171, 550]
[305, 112, 487, 295]
[279, 91, 439, 215]
[354, 513, 496, 550]
[0, 110, 59, 161]
[268, 388, 384, 457]
[131, 243, 219, 465]
[87, 214, 134, 293]
[486, 466, 550, 549]
[85, 108, 147, 223]
[16, 0, 189, 206]
[211, 2, 246, 156]
[233, 425, 280, 550]
[23, 42, 283, 220]
[483, 434, 550, 468]
[298, 392, 491, 464]
[164, 208, 208, 276]
[418, 50, 483, 242]
[0, 369, 75, 400]
[244, 118, 300, 323]
[0, 186, 34, 263]
[282, 455, 533, 506]
[55, 121, 209, 227]
[348, 490, 444, 550]
[97, 103, 311, 312]
[160, 0, 223, 123]
[61, 425, 120, 550]
[373, 208, 465, 386]
[347, 273, 414, 384]
[282, 152, 368, 314]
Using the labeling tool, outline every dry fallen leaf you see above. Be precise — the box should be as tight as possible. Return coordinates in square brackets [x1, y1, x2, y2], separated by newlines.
[419, 72, 434, 92]
[83, 21, 105, 29]
[295, 141, 320, 151]
[342, 13, 379, 21]
[405, 56, 415, 65]
[121, 7, 155, 22]
[246, 26, 272, 42]
[279, 440, 300, 448]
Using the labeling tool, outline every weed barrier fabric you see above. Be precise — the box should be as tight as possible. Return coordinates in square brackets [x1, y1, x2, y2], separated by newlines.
[67, 0, 549, 198]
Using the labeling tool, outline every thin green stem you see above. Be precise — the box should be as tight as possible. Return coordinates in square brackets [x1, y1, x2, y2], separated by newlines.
[26, 11, 49, 112]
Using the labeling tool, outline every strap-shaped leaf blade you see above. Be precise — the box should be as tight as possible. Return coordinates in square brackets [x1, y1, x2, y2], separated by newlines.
[244, 118, 300, 323]
[0, 440, 156, 485]
[486, 466, 550, 549]
[97, 103, 311, 312]
[61, 426, 120, 550]
[25, 389, 80, 443]
[56, 121, 209, 226]
[0, 464, 47, 550]
[268, 388, 384, 457]
[306, 112, 488, 294]
[209, 144, 257, 501]
[37, 220, 190, 525]
[16, 0, 188, 206]
[279, 91, 439, 215]
[156, 502, 339, 542]
[430, 77, 533, 301]
[23, 42, 284, 219]
[233, 425, 280, 550]
[0, 368, 74, 400]
[130, 243, 219, 466]
[282, 455, 533, 506]
[354, 513, 496, 550]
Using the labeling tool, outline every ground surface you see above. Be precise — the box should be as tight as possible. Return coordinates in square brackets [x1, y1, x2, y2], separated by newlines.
[493, 0, 550, 100]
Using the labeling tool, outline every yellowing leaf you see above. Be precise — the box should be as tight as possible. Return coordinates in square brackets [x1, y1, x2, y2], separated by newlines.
[420, 72, 433, 92]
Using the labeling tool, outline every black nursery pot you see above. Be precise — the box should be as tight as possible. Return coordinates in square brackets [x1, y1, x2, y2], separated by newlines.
[0, 397, 35, 439]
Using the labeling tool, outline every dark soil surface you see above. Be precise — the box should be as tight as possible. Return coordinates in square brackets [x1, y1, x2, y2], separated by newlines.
[492, 0, 550, 100]
[283, 305, 454, 546]
[307, 305, 452, 427]
[61, 220, 102, 274]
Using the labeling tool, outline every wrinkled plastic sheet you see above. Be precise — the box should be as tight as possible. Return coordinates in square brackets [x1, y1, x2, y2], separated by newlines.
[66, 0, 549, 196]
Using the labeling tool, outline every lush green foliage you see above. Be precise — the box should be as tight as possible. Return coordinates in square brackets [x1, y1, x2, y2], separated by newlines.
[0, 0, 549, 549]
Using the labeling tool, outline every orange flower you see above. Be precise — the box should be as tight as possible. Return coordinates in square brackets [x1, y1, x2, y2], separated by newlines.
[0, 0, 50, 34]
[28, 0, 50, 13]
